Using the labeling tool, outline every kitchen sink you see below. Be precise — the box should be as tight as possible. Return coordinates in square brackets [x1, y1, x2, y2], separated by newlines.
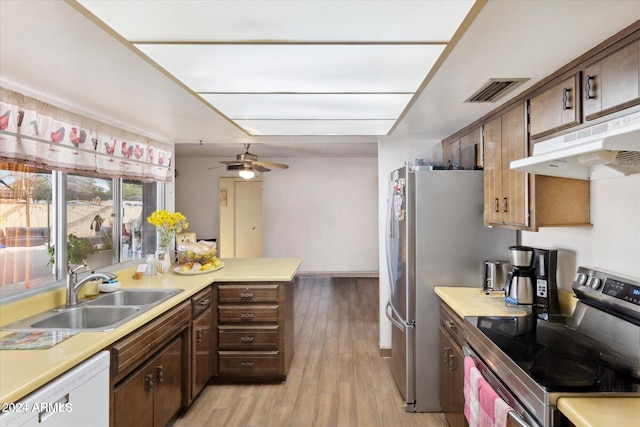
[30, 306, 141, 330]
[86, 289, 182, 307]
[2, 288, 183, 332]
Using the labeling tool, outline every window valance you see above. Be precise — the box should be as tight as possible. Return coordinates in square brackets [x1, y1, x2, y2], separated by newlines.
[0, 87, 172, 182]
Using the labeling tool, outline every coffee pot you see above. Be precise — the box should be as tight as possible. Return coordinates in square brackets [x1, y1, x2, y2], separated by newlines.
[504, 246, 561, 320]
[505, 246, 535, 305]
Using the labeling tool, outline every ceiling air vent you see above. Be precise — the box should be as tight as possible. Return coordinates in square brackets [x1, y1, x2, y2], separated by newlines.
[465, 78, 529, 103]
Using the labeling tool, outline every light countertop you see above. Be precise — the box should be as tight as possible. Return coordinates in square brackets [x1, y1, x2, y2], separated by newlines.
[557, 398, 640, 427]
[434, 286, 639, 427]
[434, 286, 530, 317]
[0, 257, 300, 405]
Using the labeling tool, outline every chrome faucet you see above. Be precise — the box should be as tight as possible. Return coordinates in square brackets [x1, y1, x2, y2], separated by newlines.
[66, 265, 117, 307]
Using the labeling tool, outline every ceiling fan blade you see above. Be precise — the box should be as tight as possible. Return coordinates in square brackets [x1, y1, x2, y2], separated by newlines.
[253, 160, 289, 169]
[252, 164, 270, 173]
[221, 160, 242, 166]
[226, 164, 244, 170]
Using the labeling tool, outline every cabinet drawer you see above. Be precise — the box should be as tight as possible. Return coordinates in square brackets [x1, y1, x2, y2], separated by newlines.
[440, 302, 465, 347]
[219, 304, 278, 323]
[192, 287, 213, 319]
[218, 325, 279, 350]
[218, 284, 279, 303]
[218, 351, 280, 375]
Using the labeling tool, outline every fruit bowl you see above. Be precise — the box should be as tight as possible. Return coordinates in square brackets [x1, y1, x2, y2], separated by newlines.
[177, 241, 217, 264]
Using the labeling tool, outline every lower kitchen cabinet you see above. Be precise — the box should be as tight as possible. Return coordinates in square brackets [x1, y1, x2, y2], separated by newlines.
[191, 287, 213, 401]
[439, 301, 466, 427]
[113, 337, 182, 427]
[109, 300, 191, 427]
[214, 281, 294, 381]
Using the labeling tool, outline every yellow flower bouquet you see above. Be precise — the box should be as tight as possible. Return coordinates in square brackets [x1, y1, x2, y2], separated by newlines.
[147, 210, 189, 251]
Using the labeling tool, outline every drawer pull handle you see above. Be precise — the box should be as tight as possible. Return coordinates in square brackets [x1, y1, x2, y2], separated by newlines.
[241, 361, 255, 368]
[240, 336, 255, 343]
[240, 313, 255, 319]
[199, 298, 211, 308]
[444, 347, 451, 363]
[444, 320, 456, 330]
[145, 374, 154, 391]
[197, 329, 203, 342]
[240, 292, 254, 298]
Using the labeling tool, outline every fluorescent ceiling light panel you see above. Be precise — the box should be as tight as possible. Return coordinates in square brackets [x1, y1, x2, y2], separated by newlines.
[78, 1, 475, 42]
[199, 94, 413, 120]
[236, 120, 396, 136]
[135, 44, 446, 93]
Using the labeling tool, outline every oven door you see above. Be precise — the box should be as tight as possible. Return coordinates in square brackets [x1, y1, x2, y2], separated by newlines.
[464, 346, 539, 427]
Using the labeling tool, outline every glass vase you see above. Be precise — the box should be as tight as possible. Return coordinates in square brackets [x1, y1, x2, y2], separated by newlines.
[155, 248, 172, 274]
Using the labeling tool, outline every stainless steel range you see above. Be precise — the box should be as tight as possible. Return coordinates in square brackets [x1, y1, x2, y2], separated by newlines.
[465, 266, 640, 427]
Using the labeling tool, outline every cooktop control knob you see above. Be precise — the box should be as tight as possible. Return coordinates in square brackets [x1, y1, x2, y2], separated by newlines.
[588, 277, 602, 290]
[575, 273, 588, 286]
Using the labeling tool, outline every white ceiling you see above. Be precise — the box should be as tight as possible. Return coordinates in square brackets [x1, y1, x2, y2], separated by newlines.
[1, 1, 640, 160]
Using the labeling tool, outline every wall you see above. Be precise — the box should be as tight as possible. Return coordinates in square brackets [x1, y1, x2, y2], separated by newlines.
[377, 138, 443, 350]
[175, 156, 378, 273]
[522, 169, 640, 288]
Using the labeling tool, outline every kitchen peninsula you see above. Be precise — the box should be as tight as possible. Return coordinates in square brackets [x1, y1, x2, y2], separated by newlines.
[0, 257, 300, 411]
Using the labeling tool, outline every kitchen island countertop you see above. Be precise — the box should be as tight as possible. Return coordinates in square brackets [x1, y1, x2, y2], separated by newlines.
[0, 257, 300, 405]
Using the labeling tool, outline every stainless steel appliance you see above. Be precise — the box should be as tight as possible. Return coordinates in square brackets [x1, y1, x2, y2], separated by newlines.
[466, 266, 640, 426]
[385, 167, 514, 412]
[505, 246, 535, 306]
[484, 260, 510, 293]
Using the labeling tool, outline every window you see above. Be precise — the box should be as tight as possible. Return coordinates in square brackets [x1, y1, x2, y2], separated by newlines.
[66, 174, 114, 270]
[0, 166, 53, 297]
[0, 165, 160, 300]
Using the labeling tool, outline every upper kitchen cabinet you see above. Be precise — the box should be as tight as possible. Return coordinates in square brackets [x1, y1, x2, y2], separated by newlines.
[482, 103, 590, 231]
[443, 127, 481, 170]
[483, 104, 529, 228]
[529, 74, 581, 139]
[583, 39, 640, 121]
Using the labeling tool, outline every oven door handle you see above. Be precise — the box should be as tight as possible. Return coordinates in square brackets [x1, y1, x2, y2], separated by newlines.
[508, 410, 532, 427]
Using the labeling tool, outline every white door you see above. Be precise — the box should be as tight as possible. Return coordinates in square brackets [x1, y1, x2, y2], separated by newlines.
[234, 181, 263, 258]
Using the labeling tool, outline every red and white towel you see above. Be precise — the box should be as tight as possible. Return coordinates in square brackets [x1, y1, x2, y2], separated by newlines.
[464, 355, 514, 427]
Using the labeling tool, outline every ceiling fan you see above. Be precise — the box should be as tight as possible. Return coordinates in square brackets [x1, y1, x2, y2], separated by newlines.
[220, 144, 289, 179]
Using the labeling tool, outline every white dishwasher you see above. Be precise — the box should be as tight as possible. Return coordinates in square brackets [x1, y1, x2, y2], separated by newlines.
[1, 350, 110, 427]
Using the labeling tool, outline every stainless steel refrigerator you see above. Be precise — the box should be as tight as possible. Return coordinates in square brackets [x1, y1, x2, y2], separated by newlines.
[385, 167, 514, 412]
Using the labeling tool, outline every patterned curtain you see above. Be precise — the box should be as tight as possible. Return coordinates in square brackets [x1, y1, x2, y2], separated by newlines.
[0, 87, 172, 182]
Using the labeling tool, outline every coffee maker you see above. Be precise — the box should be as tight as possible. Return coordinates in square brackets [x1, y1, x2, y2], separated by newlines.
[505, 246, 535, 305]
[505, 245, 560, 320]
[531, 247, 561, 320]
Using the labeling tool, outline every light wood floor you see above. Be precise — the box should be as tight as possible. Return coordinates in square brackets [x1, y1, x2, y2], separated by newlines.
[175, 277, 448, 427]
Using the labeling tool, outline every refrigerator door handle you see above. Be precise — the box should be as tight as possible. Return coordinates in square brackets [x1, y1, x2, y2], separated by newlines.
[386, 301, 406, 331]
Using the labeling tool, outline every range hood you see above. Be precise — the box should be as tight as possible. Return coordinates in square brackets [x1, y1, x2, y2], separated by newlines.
[510, 110, 640, 179]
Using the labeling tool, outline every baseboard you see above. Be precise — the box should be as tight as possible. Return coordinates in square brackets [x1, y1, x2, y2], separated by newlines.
[297, 271, 379, 278]
[379, 347, 391, 358]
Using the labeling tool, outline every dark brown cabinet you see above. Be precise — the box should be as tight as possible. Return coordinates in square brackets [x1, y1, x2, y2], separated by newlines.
[443, 127, 481, 170]
[190, 287, 213, 401]
[583, 39, 640, 121]
[214, 282, 294, 381]
[530, 74, 581, 139]
[439, 301, 466, 427]
[483, 103, 591, 231]
[109, 300, 191, 427]
[113, 336, 184, 427]
[483, 103, 530, 228]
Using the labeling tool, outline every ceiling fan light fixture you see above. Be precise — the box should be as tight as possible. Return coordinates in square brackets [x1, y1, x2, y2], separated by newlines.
[239, 166, 255, 180]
